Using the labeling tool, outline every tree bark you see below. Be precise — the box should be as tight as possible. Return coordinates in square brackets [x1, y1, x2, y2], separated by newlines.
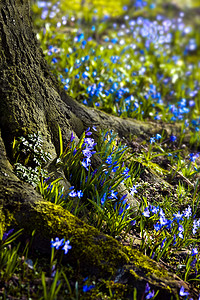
[0, 0, 197, 299]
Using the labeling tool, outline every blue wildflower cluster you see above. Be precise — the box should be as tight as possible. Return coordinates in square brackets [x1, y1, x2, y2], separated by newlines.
[22, 1, 200, 297]
[81, 128, 97, 171]
[141, 204, 200, 261]
[144, 283, 155, 299]
[34, 0, 200, 141]
[51, 237, 72, 255]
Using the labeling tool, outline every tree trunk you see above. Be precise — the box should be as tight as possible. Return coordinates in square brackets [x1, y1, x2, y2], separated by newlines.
[0, 0, 197, 299]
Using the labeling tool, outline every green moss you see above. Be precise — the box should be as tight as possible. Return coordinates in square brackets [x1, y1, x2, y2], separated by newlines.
[82, 280, 128, 300]
[0, 208, 15, 232]
[127, 247, 169, 277]
[8, 201, 180, 298]
[128, 269, 140, 280]
[29, 201, 129, 277]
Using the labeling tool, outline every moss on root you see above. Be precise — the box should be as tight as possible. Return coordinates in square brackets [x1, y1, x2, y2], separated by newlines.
[3, 200, 189, 299]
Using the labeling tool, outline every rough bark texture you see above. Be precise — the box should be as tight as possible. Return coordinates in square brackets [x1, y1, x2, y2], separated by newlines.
[0, 0, 197, 299]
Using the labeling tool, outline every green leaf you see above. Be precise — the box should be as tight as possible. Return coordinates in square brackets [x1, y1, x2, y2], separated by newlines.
[58, 125, 63, 157]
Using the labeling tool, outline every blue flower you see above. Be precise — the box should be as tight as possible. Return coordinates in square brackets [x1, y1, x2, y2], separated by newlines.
[119, 208, 124, 215]
[130, 185, 140, 196]
[161, 237, 167, 249]
[70, 132, 75, 142]
[183, 206, 192, 219]
[69, 190, 77, 197]
[51, 237, 64, 250]
[189, 153, 199, 162]
[151, 206, 159, 215]
[155, 134, 162, 140]
[108, 190, 118, 199]
[145, 283, 155, 299]
[130, 220, 136, 226]
[173, 211, 183, 223]
[154, 223, 161, 231]
[159, 216, 168, 227]
[84, 138, 96, 149]
[81, 158, 90, 171]
[83, 284, 95, 292]
[143, 207, 150, 217]
[170, 135, 177, 142]
[191, 258, 197, 268]
[179, 286, 189, 297]
[146, 290, 155, 299]
[145, 283, 150, 293]
[150, 137, 155, 144]
[2, 229, 14, 241]
[193, 219, 200, 234]
[52, 57, 58, 64]
[105, 155, 112, 164]
[101, 193, 106, 205]
[178, 225, 184, 239]
[62, 240, 72, 254]
[82, 148, 94, 158]
[77, 190, 83, 199]
[191, 248, 198, 256]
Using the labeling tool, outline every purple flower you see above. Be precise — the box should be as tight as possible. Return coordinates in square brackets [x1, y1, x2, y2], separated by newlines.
[189, 100, 195, 107]
[84, 138, 96, 149]
[159, 208, 165, 217]
[51, 264, 56, 277]
[70, 132, 75, 142]
[145, 283, 150, 293]
[122, 167, 130, 179]
[130, 220, 136, 226]
[191, 258, 197, 267]
[47, 183, 53, 192]
[85, 127, 92, 136]
[62, 240, 72, 254]
[51, 237, 64, 250]
[43, 176, 50, 183]
[112, 166, 119, 173]
[82, 148, 94, 158]
[2, 229, 14, 241]
[179, 286, 189, 297]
